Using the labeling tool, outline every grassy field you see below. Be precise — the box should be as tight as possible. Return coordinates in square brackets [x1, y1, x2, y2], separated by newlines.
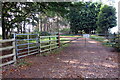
[17, 36, 71, 49]
[0, 35, 2, 40]
[60, 35, 82, 38]
[90, 35, 113, 47]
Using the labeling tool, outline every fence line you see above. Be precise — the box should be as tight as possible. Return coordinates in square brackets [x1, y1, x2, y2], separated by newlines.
[14, 33, 60, 58]
[0, 39, 16, 67]
[1, 33, 79, 67]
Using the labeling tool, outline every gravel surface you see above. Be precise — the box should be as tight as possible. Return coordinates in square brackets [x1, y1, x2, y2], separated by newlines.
[2, 37, 119, 78]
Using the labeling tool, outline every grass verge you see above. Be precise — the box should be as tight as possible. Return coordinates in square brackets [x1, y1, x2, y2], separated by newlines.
[37, 43, 70, 57]
[16, 59, 32, 67]
[90, 35, 113, 47]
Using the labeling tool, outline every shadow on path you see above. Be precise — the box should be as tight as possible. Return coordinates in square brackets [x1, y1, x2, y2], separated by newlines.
[2, 38, 119, 78]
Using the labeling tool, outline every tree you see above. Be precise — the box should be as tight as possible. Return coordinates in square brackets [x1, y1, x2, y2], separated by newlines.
[1, 2, 71, 39]
[68, 2, 102, 34]
[97, 5, 117, 34]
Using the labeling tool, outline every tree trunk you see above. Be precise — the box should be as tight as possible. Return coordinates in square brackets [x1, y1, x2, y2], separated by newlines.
[23, 20, 26, 33]
[2, 10, 6, 39]
[17, 26, 20, 33]
[20, 25, 23, 33]
[38, 19, 40, 32]
[44, 23, 46, 31]
[6, 28, 9, 39]
[40, 18, 42, 32]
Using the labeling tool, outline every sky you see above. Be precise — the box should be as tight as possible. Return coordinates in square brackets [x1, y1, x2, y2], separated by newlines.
[0, 0, 119, 35]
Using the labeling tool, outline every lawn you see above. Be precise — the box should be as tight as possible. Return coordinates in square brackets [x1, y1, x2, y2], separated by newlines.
[90, 35, 113, 47]
[0, 35, 2, 40]
[16, 36, 71, 49]
[60, 35, 82, 38]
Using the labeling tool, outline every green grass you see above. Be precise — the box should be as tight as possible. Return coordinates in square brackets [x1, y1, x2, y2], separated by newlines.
[61, 35, 82, 38]
[17, 35, 76, 52]
[16, 59, 32, 67]
[17, 37, 70, 49]
[36, 43, 70, 57]
[0, 35, 2, 40]
[90, 35, 113, 47]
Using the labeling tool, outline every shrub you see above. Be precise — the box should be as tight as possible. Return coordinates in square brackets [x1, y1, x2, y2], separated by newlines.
[39, 31, 51, 36]
[113, 42, 120, 51]
[112, 34, 120, 51]
[16, 35, 27, 39]
[33, 31, 51, 36]
[0, 35, 2, 39]
[60, 28, 70, 34]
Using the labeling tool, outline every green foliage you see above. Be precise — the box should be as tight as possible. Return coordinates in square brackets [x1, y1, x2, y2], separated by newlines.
[112, 43, 120, 50]
[37, 43, 70, 57]
[90, 35, 105, 42]
[97, 5, 117, 34]
[60, 28, 70, 34]
[16, 59, 32, 67]
[39, 31, 51, 36]
[33, 31, 51, 36]
[2, 2, 71, 39]
[90, 35, 112, 47]
[69, 2, 102, 34]
[16, 35, 27, 39]
[0, 35, 2, 39]
[112, 34, 120, 51]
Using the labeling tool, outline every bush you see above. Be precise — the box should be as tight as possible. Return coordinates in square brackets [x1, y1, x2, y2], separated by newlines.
[32, 31, 51, 36]
[16, 35, 27, 39]
[0, 35, 2, 39]
[10, 31, 51, 39]
[112, 42, 120, 51]
[10, 33, 38, 39]
[60, 28, 70, 34]
[39, 31, 51, 36]
[111, 34, 120, 51]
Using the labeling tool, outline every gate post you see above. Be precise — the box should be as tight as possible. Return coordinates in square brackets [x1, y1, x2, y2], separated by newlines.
[13, 39, 16, 64]
[57, 32, 60, 48]
[37, 33, 40, 54]
[49, 36, 51, 51]
[27, 34, 30, 55]
[13, 33, 17, 64]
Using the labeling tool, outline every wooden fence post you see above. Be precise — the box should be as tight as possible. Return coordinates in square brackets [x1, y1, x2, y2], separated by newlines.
[27, 34, 30, 55]
[37, 34, 40, 54]
[13, 40, 16, 64]
[57, 33, 60, 48]
[49, 37, 51, 51]
[39, 36, 41, 54]
[13, 33, 17, 61]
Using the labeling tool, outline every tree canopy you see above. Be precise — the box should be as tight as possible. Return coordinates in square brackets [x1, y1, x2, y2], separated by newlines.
[97, 5, 117, 34]
[1, 2, 117, 39]
[1, 2, 71, 39]
[68, 2, 102, 34]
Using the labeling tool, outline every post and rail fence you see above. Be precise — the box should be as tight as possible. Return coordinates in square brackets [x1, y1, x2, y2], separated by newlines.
[0, 33, 61, 67]
[2, 33, 115, 67]
[0, 39, 16, 67]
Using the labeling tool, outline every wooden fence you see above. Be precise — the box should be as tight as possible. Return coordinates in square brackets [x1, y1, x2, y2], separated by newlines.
[0, 34, 79, 67]
[0, 34, 60, 67]
[15, 34, 39, 58]
[14, 34, 59, 58]
[0, 39, 16, 67]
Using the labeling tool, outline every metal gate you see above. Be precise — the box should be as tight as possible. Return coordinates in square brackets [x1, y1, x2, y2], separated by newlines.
[14, 34, 39, 58]
[14, 33, 59, 58]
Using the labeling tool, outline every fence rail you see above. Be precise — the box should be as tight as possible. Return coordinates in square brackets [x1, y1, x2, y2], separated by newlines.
[0, 34, 79, 67]
[14, 34, 60, 58]
[0, 39, 16, 67]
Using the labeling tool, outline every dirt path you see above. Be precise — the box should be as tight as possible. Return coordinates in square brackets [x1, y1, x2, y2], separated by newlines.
[2, 38, 119, 78]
